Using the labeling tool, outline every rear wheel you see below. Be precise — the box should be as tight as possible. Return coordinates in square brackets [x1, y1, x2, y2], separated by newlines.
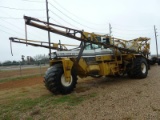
[150, 57, 157, 65]
[44, 64, 77, 94]
[127, 57, 148, 79]
[158, 58, 160, 65]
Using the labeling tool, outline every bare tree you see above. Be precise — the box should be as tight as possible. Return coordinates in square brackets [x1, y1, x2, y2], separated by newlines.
[34, 54, 49, 65]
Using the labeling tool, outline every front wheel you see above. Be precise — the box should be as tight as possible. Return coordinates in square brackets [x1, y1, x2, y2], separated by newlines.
[44, 64, 77, 94]
[127, 57, 148, 79]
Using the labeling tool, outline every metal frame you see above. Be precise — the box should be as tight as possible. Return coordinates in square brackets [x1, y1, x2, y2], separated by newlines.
[23, 16, 150, 55]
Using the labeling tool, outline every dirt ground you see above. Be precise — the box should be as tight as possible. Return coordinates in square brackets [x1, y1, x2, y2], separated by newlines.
[0, 76, 43, 90]
[0, 65, 160, 120]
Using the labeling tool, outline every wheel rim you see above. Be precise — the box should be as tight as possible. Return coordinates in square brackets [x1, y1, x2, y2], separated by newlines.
[61, 74, 73, 87]
[141, 63, 146, 74]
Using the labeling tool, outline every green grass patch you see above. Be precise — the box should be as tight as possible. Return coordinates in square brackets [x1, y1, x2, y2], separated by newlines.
[52, 93, 97, 106]
[0, 74, 44, 83]
[0, 92, 97, 119]
[0, 94, 50, 119]
[52, 95, 85, 106]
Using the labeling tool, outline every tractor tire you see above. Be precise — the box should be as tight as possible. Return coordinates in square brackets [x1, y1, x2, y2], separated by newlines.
[150, 57, 157, 65]
[127, 57, 148, 79]
[149, 59, 156, 65]
[158, 59, 160, 65]
[44, 64, 77, 94]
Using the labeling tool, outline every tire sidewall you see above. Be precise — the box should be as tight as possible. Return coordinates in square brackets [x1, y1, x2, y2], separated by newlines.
[139, 58, 148, 78]
[127, 57, 148, 79]
[57, 68, 77, 94]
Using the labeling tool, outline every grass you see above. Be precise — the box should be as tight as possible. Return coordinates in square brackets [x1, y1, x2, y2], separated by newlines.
[52, 93, 97, 106]
[0, 74, 44, 83]
[0, 85, 97, 120]
[0, 66, 97, 119]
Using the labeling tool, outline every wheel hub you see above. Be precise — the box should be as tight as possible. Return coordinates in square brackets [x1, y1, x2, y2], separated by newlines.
[61, 74, 73, 87]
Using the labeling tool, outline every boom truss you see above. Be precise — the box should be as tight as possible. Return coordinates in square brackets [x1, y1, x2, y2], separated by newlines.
[9, 16, 150, 57]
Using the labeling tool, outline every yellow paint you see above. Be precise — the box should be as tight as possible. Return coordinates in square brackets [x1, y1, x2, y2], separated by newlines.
[96, 55, 113, 61]
[61, 59, 73, 82]
[87, 65, 100, 73]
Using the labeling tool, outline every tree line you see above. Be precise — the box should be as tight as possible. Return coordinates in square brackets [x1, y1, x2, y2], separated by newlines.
[0, 54, 49, 66]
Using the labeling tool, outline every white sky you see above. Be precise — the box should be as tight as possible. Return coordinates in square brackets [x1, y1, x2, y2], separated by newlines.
[0, 0, 160, 62]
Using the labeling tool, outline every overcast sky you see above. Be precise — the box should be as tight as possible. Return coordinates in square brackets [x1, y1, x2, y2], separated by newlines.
[0, 0, 160, 62]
